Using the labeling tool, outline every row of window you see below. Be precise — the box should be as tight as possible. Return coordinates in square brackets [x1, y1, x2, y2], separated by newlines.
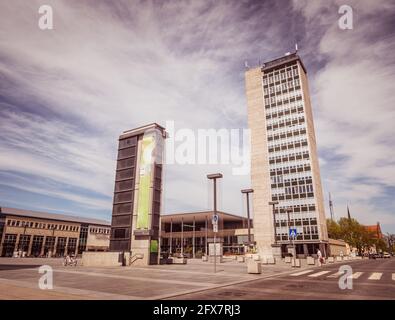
[268, 127, 306, 141]
[271, 173, 313, 185]
[264, 91, 302, 106]
[267, 145, 309, 158]
[275, 225, 318, 236]
[268, 139, 308, 153]
[266, 113, 305, 126]
[90, 227, 110, 234]
[269, 150, 309, 162]
[7, 220, 79, 232]
[271, 177, 313, 188]
[266, 106, 304, 120]
[274, 203, 316, 214]
[266, 108, 304, 123]
[263, 79, 300, 95]
[267, 117, 306, 131]
[263, 67, 299, 85]
[268, 135, 307, 150]
[269, 159, 310, 171]
[270, 165, 311, 177]
[265, 102, 304, 117]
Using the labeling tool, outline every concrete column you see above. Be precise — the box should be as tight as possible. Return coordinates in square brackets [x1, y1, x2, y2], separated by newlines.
[205, 216, 208, 255]
[53, 237, 58, 256]
[64, 237, 69, 255]
[169, 219, 172, 254]
[15, 233, 21, 253]
[181, 218, 184, 255]
[192, 216, 195, 258]
[27, 236, 33, 256]
[40, 236, 46, 256]
[0, 224, 7, 256]
[303, 243, 308, 257]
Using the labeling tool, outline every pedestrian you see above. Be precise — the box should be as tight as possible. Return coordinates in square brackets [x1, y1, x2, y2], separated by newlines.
[317, 249, 323, 266]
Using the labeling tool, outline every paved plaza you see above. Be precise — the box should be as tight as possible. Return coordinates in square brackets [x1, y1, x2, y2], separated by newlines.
[0, 257, 392, 300]
[0, 257, 310, 300]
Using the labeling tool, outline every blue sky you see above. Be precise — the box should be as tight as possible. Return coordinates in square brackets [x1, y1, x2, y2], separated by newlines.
[0, 0, 394, 233]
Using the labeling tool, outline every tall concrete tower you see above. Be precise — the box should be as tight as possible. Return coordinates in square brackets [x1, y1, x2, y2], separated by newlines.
[109, 123, 166, 265]
[245, 53, 328, 260]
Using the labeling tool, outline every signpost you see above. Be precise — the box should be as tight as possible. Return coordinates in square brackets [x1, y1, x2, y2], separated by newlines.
[289, 228, 297, 262]
[212, 214, 218, 273]
[207, 173, 222, 274]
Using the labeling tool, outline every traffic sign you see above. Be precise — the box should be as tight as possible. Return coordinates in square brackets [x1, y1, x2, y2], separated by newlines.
[212, 214, 219, 224]
[289, 228, 297, 238]
[212, 214, 219, 233]
[213, 224, 218, 233]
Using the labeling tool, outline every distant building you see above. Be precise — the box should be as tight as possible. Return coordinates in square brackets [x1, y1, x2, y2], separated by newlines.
[245, 52, 328, 259]
[0, 207, 110, 257]
[364, 222, 383, 239]
[160, 211, 252, 257]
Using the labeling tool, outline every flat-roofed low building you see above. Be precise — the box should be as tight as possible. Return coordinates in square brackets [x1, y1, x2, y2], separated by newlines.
[0, 206, 110, 257]
[160, 211, 252, 257]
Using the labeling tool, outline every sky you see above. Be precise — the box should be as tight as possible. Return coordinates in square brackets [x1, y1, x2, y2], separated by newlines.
[0, 0, 394, 233]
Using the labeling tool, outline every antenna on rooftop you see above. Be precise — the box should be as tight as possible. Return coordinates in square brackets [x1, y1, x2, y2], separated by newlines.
[244, 60, 250, 69]
[329, 192, 335, 221]
[295, 42, 298, 52]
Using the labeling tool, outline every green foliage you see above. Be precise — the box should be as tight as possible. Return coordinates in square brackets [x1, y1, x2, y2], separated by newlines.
[326, 217, 380, 255]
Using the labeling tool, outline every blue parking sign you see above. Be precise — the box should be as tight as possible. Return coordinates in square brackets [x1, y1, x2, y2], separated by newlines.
[289, 228, 297, 238]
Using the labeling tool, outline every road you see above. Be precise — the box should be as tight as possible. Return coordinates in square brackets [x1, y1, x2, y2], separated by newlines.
[168, 258, 395, 300]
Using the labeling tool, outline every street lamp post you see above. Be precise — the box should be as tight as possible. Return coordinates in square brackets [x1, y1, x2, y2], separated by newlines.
[241, 189, 254, 250]
[268, 201, 279, 245]
[207, 173, 223, 273]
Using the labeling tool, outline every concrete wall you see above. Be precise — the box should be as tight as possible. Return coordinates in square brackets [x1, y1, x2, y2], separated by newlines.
[245, 67, 274, 259]
[82, 251, 124, 267]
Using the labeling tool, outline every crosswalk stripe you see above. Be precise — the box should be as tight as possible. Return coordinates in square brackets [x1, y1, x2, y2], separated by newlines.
[368, 272, 382, 280]
[308, 271, 331, 278]
[351, 272, 363, 279]
[290, 270, 315, 276]
[327, 271, 342, 278]
[393, 273, 395, 281]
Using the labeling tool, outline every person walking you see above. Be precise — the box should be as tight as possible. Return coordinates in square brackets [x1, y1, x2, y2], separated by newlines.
[317, 249, 323, 266]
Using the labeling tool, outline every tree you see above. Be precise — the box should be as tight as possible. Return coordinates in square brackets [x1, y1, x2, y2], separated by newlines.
[326, 219, 341, 239]
[327, 217, 377, 255]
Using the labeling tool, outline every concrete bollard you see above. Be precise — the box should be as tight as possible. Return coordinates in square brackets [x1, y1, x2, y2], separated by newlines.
[267, 256, 275, 264]
[328, 257, 335, 263]
[247, 260, 262, 274]
[291, 259, 301, 268]
[202, 255, 208, 262]
[253, 254, 260, 261]
[307, 256, 315, 265]
[285, 256, 292, 263]
[336, 256, 343, 262]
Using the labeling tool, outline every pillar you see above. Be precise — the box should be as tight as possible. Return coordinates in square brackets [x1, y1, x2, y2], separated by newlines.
[169, 219, 172, 254]
[205, 216, 208, 255]
[192, 216, 195, 258]
[27, 236, 33, 257]
[40, 236, 46, 256]
[181, 218, 184, 255]
[53, 237, 58, 256]
[64, 237, 69, 255]
[303, 243, 308, 257]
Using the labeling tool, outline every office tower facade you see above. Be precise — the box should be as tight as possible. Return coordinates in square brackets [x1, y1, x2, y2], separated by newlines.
[245, 53, 328, 259]
[109, 123, 166, 265]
